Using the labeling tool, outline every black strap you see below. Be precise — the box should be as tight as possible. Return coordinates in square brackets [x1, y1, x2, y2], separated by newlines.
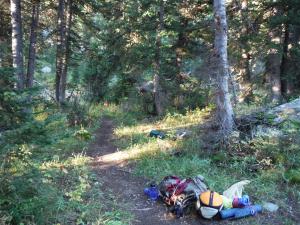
[209, 191, 214, 206]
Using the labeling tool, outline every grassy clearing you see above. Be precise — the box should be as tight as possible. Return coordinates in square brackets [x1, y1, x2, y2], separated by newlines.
[102, 104, 300, 225]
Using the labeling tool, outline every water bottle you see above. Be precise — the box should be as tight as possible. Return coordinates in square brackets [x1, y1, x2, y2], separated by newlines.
[232, 195, 250, 208]
[144, 184, 159, 201]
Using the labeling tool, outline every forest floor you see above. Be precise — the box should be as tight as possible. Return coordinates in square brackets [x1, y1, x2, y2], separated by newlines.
[86, 116, 286, 225]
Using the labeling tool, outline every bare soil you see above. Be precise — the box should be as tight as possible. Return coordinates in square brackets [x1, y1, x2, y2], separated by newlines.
[87, 117, 284, 225]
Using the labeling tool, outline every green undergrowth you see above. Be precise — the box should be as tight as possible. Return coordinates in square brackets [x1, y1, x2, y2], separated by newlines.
[0, 102, 131, 225]
[103, 104, 300, 225]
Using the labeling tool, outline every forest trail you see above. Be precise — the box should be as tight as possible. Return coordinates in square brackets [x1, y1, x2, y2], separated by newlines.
[87, 117, 211, 225]
[85, 117, 282, 225]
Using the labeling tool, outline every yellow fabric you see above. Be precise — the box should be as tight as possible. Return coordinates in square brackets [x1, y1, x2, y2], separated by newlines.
[200, 191, 223, 207]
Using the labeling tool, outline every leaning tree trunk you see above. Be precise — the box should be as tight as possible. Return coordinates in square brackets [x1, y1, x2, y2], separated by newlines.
[10, 0, 24, 90]
[55, 0, 66, 103]
[27, 0, 40, 88]
[153, 1, 164, 116]
[213, 0, 234, 134]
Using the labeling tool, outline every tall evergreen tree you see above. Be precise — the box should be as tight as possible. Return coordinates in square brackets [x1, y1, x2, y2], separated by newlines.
[153, 0, 165, 116]
[59, 0, 73, 102]
[26, 0, 40, 88]
[10, 0, 24, 90]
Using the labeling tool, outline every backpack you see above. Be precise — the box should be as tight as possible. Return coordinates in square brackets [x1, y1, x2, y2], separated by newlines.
[158, 175, 209, 218]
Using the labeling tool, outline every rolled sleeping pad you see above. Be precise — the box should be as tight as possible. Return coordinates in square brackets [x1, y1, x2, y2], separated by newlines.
[220, 205, 262, 219]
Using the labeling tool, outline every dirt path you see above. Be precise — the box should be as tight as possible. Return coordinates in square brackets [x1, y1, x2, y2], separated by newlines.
[87, 118, 269, 225]
[87, 117, 210, 225]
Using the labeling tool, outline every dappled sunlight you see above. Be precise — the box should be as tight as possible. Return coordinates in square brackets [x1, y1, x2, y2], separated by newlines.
[97, 139, 177, 166]
[115, 108, 211, 138]
[114, 122, 153, 137]
[40, 153, 92, 172]
[107, 108, 214, 172]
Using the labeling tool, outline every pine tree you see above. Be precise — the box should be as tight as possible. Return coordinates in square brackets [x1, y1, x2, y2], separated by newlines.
[26, 0, 40, 88]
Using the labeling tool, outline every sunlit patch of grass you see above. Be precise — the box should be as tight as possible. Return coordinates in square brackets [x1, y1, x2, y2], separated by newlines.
[107, 107, 213, 165]
[100, 139, 177, 165]
[162, 107, 211, 127]
[67, 152, 92, 166]
[40, 153, 91, 171]
[114, 107, 211, 139]
[112, 107, 212, 158]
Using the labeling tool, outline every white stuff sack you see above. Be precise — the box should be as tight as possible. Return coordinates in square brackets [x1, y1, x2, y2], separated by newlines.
[223, 180, 251, 199]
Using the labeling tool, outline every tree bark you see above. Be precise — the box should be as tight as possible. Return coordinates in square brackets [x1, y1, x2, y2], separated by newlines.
[213, 0, 234, 134]
[10, 0, 24, 90]
[266, 50, 282, 103]
[26, 0, 40, 88]
[239, 0, 252, 102]
[153, 1, 164, 116]
[55, 0, 66, 103]
[59, 0, 72, 102]
[265, 7, 284, 103]
[266, 24, 282, 103]
[0, 3, 12, 69]
[174, 18, 188, 85]
[280, 22, 291, 96]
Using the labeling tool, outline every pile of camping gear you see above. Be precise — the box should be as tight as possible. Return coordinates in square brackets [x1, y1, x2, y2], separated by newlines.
[144, 175, 264, 220]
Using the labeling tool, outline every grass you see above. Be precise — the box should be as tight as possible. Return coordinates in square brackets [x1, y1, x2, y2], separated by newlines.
[0, 103, 131, 225]
[101, 103, 300, 225]
[4, 101, 298, 224]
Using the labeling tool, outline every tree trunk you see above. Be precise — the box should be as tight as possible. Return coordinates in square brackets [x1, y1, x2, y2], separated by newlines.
[174, 18, 188, 85]
[59, 0, 72, 103]
[280, 22, 291, 96]
[239, 0, 252, 102]
[265, 8, 284, 103]
[55, 0, 66, 103]
[266, 49, 282, 103]
[26, 0, 40, 88]
[287, 26, 300, 93]
[0, 3, 12, 69]
[266, 23, 283, 104]
[213, 0, 234, 134]
[10, 0, 24, 90]
[153, 1, 164, 116]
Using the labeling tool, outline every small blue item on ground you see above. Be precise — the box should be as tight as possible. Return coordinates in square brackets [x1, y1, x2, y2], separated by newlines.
[144, 184, 159, 201]
[220, 205, 262, 219]
[149, 130, 166, 139]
